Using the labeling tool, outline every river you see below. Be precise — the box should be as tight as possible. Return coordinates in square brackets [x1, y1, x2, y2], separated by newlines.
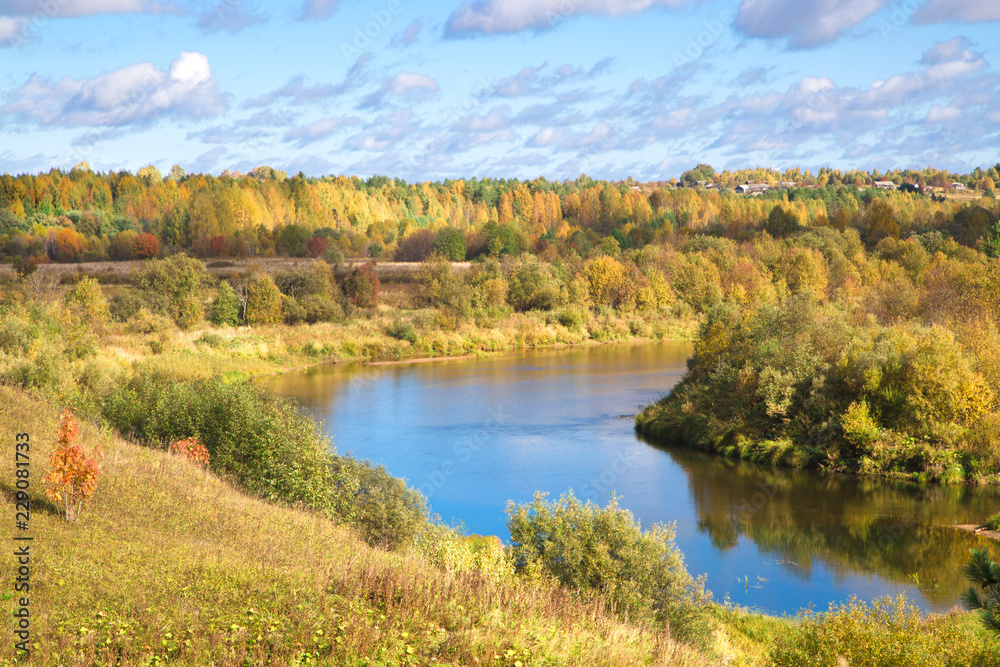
[266, 341, 999, 616]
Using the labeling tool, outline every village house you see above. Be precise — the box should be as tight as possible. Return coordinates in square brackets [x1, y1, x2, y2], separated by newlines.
[951, 182, 966, 190]
[873, 180, 896, 190]
[735, 182, 769, 195]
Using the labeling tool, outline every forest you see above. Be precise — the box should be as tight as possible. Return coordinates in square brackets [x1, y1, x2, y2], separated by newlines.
[3, 163, 1000, 665]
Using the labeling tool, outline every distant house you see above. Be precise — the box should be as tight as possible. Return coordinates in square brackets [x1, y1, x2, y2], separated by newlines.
[873, 180, 896, 190]
[951, 182, 966, 190]
[779, 182, 796, 189]
[695, 180, 716, 189]
[735, 182, 769, 195]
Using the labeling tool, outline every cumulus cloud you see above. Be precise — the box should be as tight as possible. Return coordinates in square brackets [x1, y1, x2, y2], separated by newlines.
[735, 0, 890, 48]
[914, 0, 1000, 23]
[446, 0, 686, 36]
[0, 51, 228, 127]
[0, 0, 163, 46]
[359, 72, 439, 108]
[490, 60, 611, 97]
[283, 116, 361, 147]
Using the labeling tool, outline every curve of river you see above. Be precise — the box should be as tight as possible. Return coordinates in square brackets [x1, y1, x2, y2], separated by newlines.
[266, 341, 999, 616]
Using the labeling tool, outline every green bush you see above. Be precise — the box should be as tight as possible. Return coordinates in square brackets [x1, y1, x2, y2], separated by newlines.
[329, 457, 428, 550]
[506, 258, 563, 312]
[209, 281, 242, 326]
[101, 372, 335, 510]
[281, 295, 307, 325]
[63, 276, 110, 323]
[109, 293, 145, 323]
[433, 227, 467, 261]
[273, 261, 337, 300]
[299, 294, 342, 323]
[244, 273, 283, 325]
[506, 492, 708, 638]
[133, 254, 207, 328]
[770, 595, 1000, 667]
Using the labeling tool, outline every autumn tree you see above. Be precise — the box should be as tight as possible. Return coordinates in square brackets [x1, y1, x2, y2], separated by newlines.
[133, 254, 206, 328]
[134, 232, 159, 259]
[345, 262, 380, 308]
[45, 408, 102, 523]
[244, 273, 283, 325]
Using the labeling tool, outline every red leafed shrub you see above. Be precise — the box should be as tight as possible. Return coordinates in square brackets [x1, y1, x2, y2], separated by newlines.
[44, 408, 102, 523]
[170, 437, 210, 466]
[209, 235, 229, 257]
[306, 235, 328, 258]
[134, 232, 160, 259]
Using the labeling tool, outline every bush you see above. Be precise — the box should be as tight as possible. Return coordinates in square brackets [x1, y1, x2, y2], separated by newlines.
[300, 294, 342, 323]
[506, 492, 708, 636]
[282, 295, 307, 324]
[63, 276, 110, 323]
[395, 229, 436, 262]
[208, 281, 242, 326]
[433, 227, 467, 261]
[345, 262, 380, 308]
[108, 293, 145, 323]
[102, 372, 336, 510]
[133, 254, 206, 328]
[273, 261, 337, 300]
[329, 456, 428, 550]
[244, 273, 283, 325]
[771, 595, 1000, 667]
[44, 408, 102, 523]
[507, 258, 563, 312]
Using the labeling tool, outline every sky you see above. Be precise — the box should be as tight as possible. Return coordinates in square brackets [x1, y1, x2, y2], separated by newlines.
[0, 0, 998, 182]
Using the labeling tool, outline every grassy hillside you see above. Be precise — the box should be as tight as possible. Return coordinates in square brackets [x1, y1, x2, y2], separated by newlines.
[0, 387, 709, 666]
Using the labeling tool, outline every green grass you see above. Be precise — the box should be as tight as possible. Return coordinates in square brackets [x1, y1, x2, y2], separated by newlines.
[0, 387, 710, 666]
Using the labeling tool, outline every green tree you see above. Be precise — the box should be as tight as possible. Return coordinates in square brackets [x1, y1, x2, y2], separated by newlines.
[766, 205, 801, 238]
[244, 274, 283, 325]
[962, 548, 1000, 635]
[133, 254, 206, 328]
[433, 227, 467, 261]
[680, 163, 716, 187]
[64, 276, 110, 323]
[208, 281, 242, 326]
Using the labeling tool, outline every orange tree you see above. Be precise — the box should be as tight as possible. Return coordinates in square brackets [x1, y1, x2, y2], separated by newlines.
[44, 408, 102, 522]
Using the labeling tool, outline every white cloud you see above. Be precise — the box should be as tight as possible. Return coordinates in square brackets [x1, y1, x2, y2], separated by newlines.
[735, 0, 890, 47]
[925, 105, 961, 122]
[914, 0, 1000, 23]
[360, 72, 439, 107]
[0, 0, 161, 45]
[528, 127, 567, 147]
[446, 0, 687, 35]
[0, 52, 227, 127]
[283, 116, 361, 147]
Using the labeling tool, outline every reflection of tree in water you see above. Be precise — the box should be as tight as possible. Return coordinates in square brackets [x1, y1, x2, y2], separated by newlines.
[642, 435, 1000, 606]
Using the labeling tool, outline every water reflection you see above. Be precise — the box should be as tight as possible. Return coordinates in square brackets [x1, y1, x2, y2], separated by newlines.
[266, 343, 1000, 614]
[643, 438, 998, 607]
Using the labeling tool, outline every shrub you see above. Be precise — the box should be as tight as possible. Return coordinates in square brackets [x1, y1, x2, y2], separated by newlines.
[244, 273, 283, 325]
[63, 276, 110, 323]
[300, 294, 342, 323]
[506, 492, 708, 636]
[108, 293, 145, 323]
[133, 254, 206, 328]
[771, 595, 999, 667]
[44, 408, 102, 523]
[102, 372, 335, 510]
[345, 262, 380, 308]
[395, 229, 436, 262]
[208, 281, 242, 326]
[170, 436, 210, 466]
[273, 261, 337, 300]
[329, 456, 428, 550]
[507, 259, 563, 312]
[282, 295, 307, 324]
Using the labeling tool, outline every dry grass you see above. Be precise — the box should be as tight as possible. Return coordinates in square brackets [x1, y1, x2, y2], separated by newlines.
[0, 388, 709, 666]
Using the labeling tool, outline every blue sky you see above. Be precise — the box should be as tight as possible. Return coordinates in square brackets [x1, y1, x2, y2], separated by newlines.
[0, 0, 998, 181]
